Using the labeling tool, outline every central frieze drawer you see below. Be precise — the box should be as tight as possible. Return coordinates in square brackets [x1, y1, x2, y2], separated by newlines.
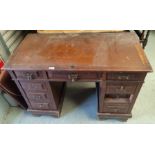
[47, 71, 104, 81]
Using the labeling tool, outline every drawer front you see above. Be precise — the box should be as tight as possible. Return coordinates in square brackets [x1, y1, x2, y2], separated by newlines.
[106, 82, 137, 94]
[104, 103, 129, 108]
[104, 97, 130, 106]
[20, 81, 48, 92]
[26, 92, 50, 103]
[102, 105, 129, 114]
[30, 102, 50, 110]
[107, 72, 146, 81]
[48, 71, 104, 81]
[14, 71, 46, 80]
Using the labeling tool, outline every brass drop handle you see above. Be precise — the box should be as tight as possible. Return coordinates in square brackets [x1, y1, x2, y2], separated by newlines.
[114, 109, 119, 113]
[118, 75, 129, 80]
[39, 103, 43, 108]
[32, 95, 41, 100]
[116, 86, 125, 92]
[120, 86, 125, 90]
[39, 103, 48, 108]
[119, 86, 126, 92]
[25, 72, 33, 80]
[68, 73, 78, 82]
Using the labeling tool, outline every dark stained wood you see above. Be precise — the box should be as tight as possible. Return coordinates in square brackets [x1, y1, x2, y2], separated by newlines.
[105, 81, 139, 95]
[13, 71, 47, 80]
[19, 81, 49, 92]
[3, 32, 153, 120]
[127, 82, 143, 113]
[97, 113, 132, 121]
[28, 82, 66, 117]
[47, 71, 105, 82]
[25, 81, 65, 116]
[0, 70, 27, 109]
[107, 72, 146, 81]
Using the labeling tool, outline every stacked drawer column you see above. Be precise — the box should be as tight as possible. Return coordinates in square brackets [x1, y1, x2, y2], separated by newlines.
[98, 72, 146, 121]
[9, 70, 65, 117]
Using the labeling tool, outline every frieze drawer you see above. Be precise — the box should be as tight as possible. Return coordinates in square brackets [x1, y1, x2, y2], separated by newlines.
[107, 72, 146, 81]
[14, 71, 46, 80]
[47, 71, 105, 81]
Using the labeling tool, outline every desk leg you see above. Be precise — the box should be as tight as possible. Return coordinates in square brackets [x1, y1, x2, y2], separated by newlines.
[96, 81, 106, 113]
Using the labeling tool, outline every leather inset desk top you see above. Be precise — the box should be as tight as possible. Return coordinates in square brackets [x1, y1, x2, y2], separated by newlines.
[4, 32, 152, 72]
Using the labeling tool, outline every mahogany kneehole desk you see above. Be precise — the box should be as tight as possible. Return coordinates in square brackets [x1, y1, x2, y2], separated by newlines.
[4, 32, 152, 121]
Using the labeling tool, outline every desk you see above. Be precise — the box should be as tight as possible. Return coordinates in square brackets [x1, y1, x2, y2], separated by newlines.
[4, 32, 152, 121]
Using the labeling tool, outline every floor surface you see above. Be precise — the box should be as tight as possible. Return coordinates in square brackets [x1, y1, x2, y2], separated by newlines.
[1, 31, 155, 124]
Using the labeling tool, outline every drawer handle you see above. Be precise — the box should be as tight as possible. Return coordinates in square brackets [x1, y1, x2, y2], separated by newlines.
[32, 95, 42, 100]
[39, 103, 43, 108]
[25, 72, 33, 80]
[113, 109, 119, 113]
[120, 86, 125, 90]
[118, 75, 129, 80]
[116, 86, 125, 92]
[68, 73, 78, 82]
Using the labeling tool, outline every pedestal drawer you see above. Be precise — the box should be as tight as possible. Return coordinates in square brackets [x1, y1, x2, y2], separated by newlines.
[106, 81, 137, 94]
[102, 105, 129, 114]
[20, 81, 48, 92]
[101, 97, 130, 114]
[26, 92, 50, 103]
[30, 102, 50, 110]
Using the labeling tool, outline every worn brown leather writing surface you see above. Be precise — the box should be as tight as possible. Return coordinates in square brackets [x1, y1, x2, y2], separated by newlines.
[5, 32, 152, 72]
